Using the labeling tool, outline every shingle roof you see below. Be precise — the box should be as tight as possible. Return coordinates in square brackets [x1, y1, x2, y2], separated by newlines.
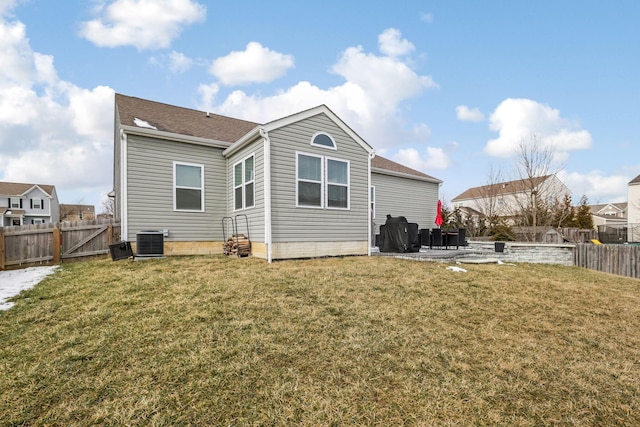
[589, 202, 627, 215]
[452, 175, 552, 201]
[116, 94, 441, 182]
[0, 182, 56, 197]
[115, 93, 259, 143]
[371, 155, 440, 181]
[629, 174, 640, 185]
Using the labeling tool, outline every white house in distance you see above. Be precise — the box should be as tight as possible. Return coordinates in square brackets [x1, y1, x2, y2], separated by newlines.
[0, 181, 60, 226]
[590, 203, 627, 229]
[451, 174, 571, 222]
[627, 174, 640, 242]
[113, 94, 442, 261]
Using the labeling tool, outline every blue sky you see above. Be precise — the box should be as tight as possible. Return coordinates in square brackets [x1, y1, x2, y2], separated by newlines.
[1, 0, 638, 211]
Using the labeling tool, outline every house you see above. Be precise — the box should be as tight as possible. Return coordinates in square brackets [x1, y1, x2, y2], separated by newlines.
[451, 174, 571, 223]
[60, 204, 96, 222]
[113, 94, 441, 261]
[0, 181, 60, 226]
[589, 202, 627, 229]
[627, 175, 640, 242]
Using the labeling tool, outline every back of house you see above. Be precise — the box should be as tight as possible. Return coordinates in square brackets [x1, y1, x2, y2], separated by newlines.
[114, 94, 441, 261]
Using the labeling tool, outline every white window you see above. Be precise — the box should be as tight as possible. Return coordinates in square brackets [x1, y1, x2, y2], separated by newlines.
[310, 132, 336, 150]
[296, 152, 349, 209]
[234, 155, 255, 211]
[10, 198, 20, 208]
[370, 186, 376, 219]
[33, 218, 45, 224]
[32, 198, 43, 209]
[326, 158, 348, 208]
[174, 162, 204, 212]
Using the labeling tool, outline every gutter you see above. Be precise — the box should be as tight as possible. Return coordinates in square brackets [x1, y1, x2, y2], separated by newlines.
[121, 125, 231, 149]
[371, 167, 443, 184]
[260, 128, 273, 263]
[223, 126, 262, 157]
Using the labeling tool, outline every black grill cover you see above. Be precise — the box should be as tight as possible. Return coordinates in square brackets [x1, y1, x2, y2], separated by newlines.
[379, 215, 420, 253]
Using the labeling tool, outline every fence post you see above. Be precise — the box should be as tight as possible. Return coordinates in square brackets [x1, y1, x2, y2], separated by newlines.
[52, 225, 61, 264]
[0, 228, 5, 270]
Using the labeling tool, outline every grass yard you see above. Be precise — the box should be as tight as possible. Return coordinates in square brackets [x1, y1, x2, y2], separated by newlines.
[1, 255, 639, 426]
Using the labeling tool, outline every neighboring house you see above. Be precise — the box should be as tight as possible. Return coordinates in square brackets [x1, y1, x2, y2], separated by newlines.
[451, 174, 571, 223]
[60, 204, 96, 222]
[589, 202, 627, 229]
[627, 175, 640, 242]
[0, 181, 60, 226]
[113, 94, 442, 261]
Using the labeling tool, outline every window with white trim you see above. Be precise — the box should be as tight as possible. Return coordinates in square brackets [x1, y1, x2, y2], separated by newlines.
[32, 198, 43, 209]
[234, 154, 255, 211]
[326, 158, 348, 208]
[174, 162, 204, 211]
[10, 198, 20, 208]
[296, 152, 349, 209]
[311, 132, 336, 150]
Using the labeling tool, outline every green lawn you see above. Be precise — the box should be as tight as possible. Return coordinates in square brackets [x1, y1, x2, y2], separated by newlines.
[1, 255, 639, 426]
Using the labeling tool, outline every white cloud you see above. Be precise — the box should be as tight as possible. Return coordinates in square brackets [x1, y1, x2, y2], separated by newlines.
[0, 13, 114, 207]
[378, 28, 415, 57]
[168, 50, 193, 73]
[393, 146, 451, 173]
[456, 105, 484, 122]
[79, 0, 206, 50]
[200, 30, 437, 151]
[559, 170, 630, 203]
[420, 13, 434, 23]
[210, 42, 294, 86]
[485, 98, 592, 158]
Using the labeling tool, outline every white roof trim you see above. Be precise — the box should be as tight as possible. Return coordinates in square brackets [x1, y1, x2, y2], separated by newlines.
[121, 125, 231, 149]
[223, 105, 374, 158]
[372, 167, 443, 184]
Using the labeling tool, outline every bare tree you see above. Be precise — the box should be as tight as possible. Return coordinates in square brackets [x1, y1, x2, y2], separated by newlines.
[476, 165, 505, 236]
[510, 134, 566, 241]
[100, 197, 115, 217]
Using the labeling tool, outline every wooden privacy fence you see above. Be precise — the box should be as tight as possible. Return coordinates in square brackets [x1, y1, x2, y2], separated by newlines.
[0, 219, 121, 270]
[574, 243, 640, 279]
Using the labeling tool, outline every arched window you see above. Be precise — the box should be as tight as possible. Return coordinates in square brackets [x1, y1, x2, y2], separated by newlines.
[310, 132, 336, 150]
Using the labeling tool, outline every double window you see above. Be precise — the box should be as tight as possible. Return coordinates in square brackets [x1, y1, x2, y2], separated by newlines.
[297, 153, 349, 209]
[174, 162, 204, 211]
[234, 155, 255, 211]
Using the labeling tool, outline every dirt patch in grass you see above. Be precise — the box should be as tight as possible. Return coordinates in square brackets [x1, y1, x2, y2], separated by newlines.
[1, 256, 639, 425]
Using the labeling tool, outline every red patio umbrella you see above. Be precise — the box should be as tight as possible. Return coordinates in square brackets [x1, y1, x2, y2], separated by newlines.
[435, 200, 444, 227]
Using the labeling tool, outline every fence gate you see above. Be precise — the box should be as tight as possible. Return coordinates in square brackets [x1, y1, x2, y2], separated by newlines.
[61, 221, 120, 260]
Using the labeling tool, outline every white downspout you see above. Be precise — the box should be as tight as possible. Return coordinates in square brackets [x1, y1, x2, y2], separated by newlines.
[368, 151, 375, 256]
[260, 128, 273, 263]
[120, 129, 128, 240]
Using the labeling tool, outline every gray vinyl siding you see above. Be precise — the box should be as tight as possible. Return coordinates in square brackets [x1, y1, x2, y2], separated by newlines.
[269, 113, 369, 242]
[372, 172, 439, 234]
[225, 138, 265, 243]
[126, 135, 227, 241]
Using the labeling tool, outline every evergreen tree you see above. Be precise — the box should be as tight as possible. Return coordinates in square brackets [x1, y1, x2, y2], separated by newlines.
[575, 195, 594, 229]
[552, 194, 576, 227]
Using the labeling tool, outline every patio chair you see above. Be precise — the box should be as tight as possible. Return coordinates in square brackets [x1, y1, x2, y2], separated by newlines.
[430, 228, 444, 249]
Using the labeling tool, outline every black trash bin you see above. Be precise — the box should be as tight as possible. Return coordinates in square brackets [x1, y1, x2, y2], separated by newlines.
[494, 242, 505, 253]
[109, 241, 133, 261]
